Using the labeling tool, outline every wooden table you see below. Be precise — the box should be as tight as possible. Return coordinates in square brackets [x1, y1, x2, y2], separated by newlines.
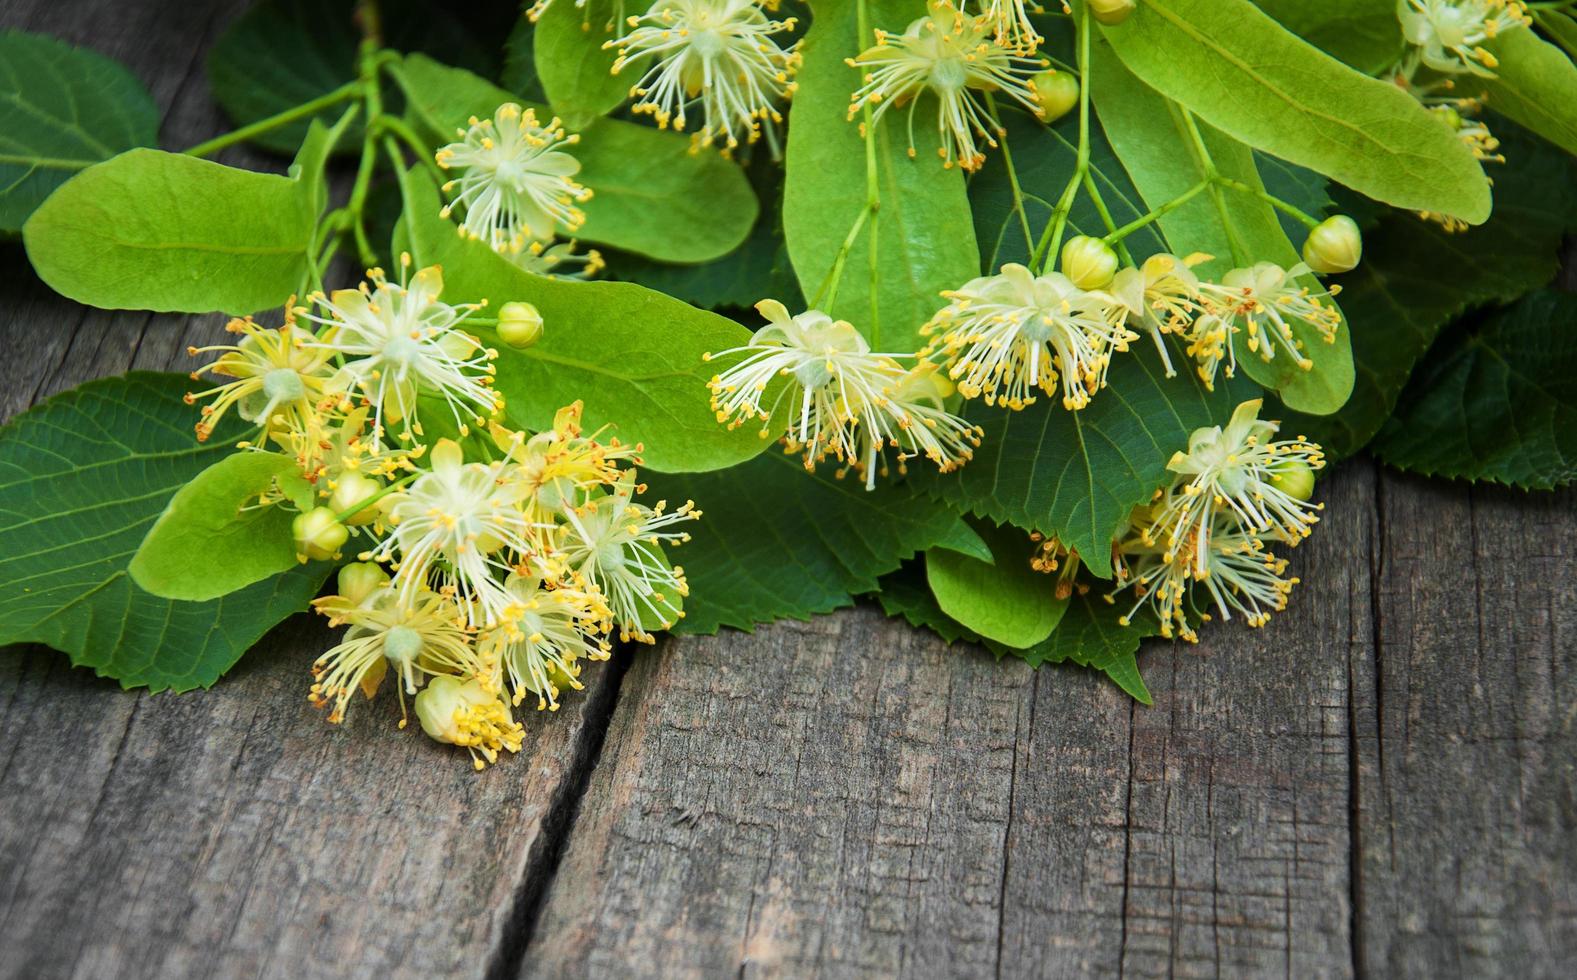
[2, 2, 1573, 977]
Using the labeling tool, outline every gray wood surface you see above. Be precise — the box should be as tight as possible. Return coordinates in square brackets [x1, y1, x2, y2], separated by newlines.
[1, 2, 1573, 978]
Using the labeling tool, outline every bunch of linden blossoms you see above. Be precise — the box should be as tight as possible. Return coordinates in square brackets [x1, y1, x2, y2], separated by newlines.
[606, 0, 803, 155]
[922, 225, 1353, 415]
[1107, 399, 1325, 642]
[187, 254, 699, 770]
[848, 0, 1048, 171]
[704, 299, 983, 490]
[1389, 0, 1533, 228]
[436, 102, 605, 279]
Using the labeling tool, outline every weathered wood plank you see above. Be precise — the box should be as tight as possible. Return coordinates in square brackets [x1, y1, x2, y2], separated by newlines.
[0, 3, 619, 977]
[523, 466, 1372, 978]
[998, 462, 1375, 980]
[519, 610, 1034, 977]
[1356, 473, 1577, 977]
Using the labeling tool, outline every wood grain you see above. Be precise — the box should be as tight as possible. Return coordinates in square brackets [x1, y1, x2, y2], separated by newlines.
[519, 608, 1034, 978]
[516, 466, 1376, 980]
[1355, 474, 1577, 977]
[2, 2, 1575, 978]
[0, 3, 622, 978]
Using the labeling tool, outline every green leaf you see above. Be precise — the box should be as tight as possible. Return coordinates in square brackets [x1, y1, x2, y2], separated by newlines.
[647, 452, 981, 633]
[207, 0, 360, 155]
[927, 517, 993, 562]
[925, 523, 1066, 647]
[783, 0, 979, 352]
[1478, 27, 1577, 157]
[1371, 290, 1577, 490]
[610, 153, 802, 310]
[290, 109, 358, 220]
[874, 562, 1153, 702]
[1538, 11, 1577, 61]
[397, 166, 770, 473]
[129, 452, 304, 602]
[1279, 123, 1577, 457]
[23, 148, 315, 314]
[874, 560, 978, 644]
[207, 0, 508, 155]
[969, 106, 1168, 273]
[1096, 0, 1492, 224]
[0, 30, 158, 232]
[1007, 590, 1154, 704]
[534, 0, 626, 128]
[1090, 41, 1354, 414]
[0, 373, 328, 692]
[395, 52, 757, 263]
[502, 11, 549, 103]
[1250, 0, 1402, 74]
[919, 344, 1254, 579]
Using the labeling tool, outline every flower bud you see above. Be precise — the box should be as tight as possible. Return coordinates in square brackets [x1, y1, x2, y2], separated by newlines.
[329, 471, 382, 526]
[1271, 459, 1317, 502]
[293, 506, 348, 561]
[414, 675, 477, 745]
[496, 301, 543, 349]
[1030, 70, 1079, 123]
[1060, 235, 1120, 289]
[1431, 105, 1463, 131]
[1088, 0, 1136, 26]
[336, 561, 389, 605]
[1301, 215, 1363, 274]
[415, 675, 524, 769]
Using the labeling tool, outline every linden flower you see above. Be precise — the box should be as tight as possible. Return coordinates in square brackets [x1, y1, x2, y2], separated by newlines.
[296, 260, 500, 444]
[1398, 0, 1530, 77]
[706, 300, 898, 463]
[1108, 253, 1210, 379]
[502, 401, 641, 531]
[367, 438, 543, 630]
[184, 314, 343, 443]
[559, 474, 699, 642]
[1193, 526, 1298, 630]
[1114, 519, 1298, 641]
[1192, 262, 1342, 384]
[436, 103, 592, 253]
[608, 0, 801, 152]
[879, 361, 983, 477]
[1148, 399, 1325, 574]
[507, 237, 606, 280]
[309, 587, 485, 726]
[414, 675, 525, 770]
[1029, 532, 1090, 601]
[920, 263, 1137, 410]
[977, 0, 1043, 52]
[848, 1, 1045, 171]
[484, 573, 613, 711]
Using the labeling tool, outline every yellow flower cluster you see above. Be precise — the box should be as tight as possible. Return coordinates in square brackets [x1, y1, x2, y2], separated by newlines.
[1109, 400, 1324, 642]
[186, 263, 699, 769]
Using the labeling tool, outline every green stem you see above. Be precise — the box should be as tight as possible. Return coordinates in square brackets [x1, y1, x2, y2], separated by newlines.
[345, 44, 386, 268]
[988, 92, 1036, 260]
[1214, 175, 1322, 229]
[858, 0, 881, 337]
[1030, 9, 1092, 272]
[183, 82, 360, 158]
[1102, 180, 1209, 245]
[1176, 108, 1250, 265]
[376, 115, 444, 184]
[815, 0, 883, 326]
[817, 202, 873, 312]
[334, 471, 416, 524]
[1080, 171, 1135, 264]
